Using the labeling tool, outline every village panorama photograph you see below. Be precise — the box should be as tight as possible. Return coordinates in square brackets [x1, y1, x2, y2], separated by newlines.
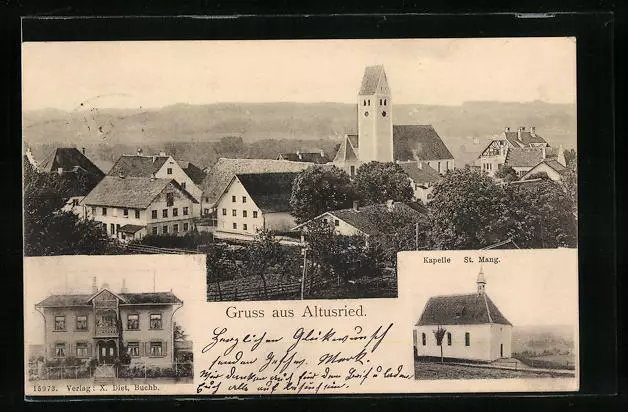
[22, 38, 578, 302]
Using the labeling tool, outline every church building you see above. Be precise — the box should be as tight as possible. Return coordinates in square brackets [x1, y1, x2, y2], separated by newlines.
[333, 65, 455, 177]
[413, 268, 512, 362]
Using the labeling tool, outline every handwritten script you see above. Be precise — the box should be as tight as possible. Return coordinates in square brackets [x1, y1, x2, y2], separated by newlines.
[197, 323, 411, 394]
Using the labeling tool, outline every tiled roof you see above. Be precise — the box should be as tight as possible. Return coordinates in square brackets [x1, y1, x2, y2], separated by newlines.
[36, 291, 182, 307]
[177, 160, 206, 185]
[393, 125, 454, 162]
[328, 202, 426, 236]
[38, 148, 104, 178]
[235, 172, 300, 213]
[200, 158, 311, 207]
[504, 147, 545, 168]
[359, 65, 385, 95]
[82, 176, 197, 209]
[107, 155, 169, 177]
[503, 130, 548, 147]
[278, 152, 330, 164]
[398, 162, 443, 185]
[332, 135, 360, 163]
[118, 224, 144, 234]
[416, 293, 512, 326]
[542, 159, 568, 173]
[347, 134, 359, 149]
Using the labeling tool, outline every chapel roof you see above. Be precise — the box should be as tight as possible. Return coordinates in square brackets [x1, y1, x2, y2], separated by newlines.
[416, 293, 512, 326]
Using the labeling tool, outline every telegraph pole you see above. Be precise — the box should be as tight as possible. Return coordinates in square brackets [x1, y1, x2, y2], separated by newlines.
[300, 247, 308, 300]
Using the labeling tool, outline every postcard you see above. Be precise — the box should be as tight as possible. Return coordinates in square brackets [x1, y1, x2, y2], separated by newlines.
[22, 37, 578, 396]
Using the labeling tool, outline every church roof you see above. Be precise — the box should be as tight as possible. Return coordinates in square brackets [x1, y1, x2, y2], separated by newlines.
[332, 135, 360, 163]
[359, 65, 385, 95]
[36, 291, 182, 307]
[233, 172, 301, 213]
[416, 293, 512, 326]
[398, 162, 443, 185]
[393, 125, 454, 162]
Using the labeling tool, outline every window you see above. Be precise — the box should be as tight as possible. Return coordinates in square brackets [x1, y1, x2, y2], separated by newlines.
[150, 314, 162, 329]
[183, 207, 188, 216]
[76, 315, 87, 330]
[384, 99, 387, 105]
[253, 211, 258, 218]
[364, 111, 369, 117]
[76, 342, 88, 357]
[350, 165, 355, 176]
[152, 226, 158, 235]
[204, 208, 209, 215]
[127, 342, 140, 357]
[91, 207, 96, 215]
[110, 223, 115, 235]
[112, 208, 118, 217]
[422, 333, 426, 346]
[222, 208, 227, 216]
[173, 224, 179, 233]
[183, 223, 189, 231]
[55, 343, 66, 358]
[232, 195, 236, 202]
[173, 208, 178, 217]
[152, 210, 158, 219]
[167, 167, 173, 175]
[54, 316, 65, 331]
[242, 196, 247, 203]
[465, 332, 470, 346]
[382, 111, 387, 117]
[162, 209, 168, 218]
[322, 218, 328, 224]
[181, 182, 186, 189]
[166, 192, 174, 207]
[368, 99, 371, 106]
[243, 224, 248, 231]
[116, 224, 121, 234]
[447, 332, 452, 346]
[363, 100, 366, 106]
[72, 198, 79, 207]
[102, 207, 107, 216]
[127, 314, 139, 330]
[334, 219, 340, 227]
[135, 209, 140, 219]
[233, 223, 237, 230]
[379, 98, 382, 105]
[242, 210, 248, 218]
[162, 225, 168, 234]
[123, 209, 129, 217]
[232, 210, 237, 217]
[149, 341, 163, 356]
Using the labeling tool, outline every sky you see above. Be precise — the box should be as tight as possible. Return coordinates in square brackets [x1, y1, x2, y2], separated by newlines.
[21, 38, 577, 111]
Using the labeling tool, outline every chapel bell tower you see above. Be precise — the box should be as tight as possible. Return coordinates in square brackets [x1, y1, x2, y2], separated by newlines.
[357, 65, 393, 163]
[477, 266, 487, 295]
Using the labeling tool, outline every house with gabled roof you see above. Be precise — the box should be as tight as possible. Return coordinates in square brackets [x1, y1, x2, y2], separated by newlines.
[214, 171, 301, 239]
[107, 150, 204, 215]
[333, 65, 455, 175]
[82, 175, 198, 241]
[413, 268, 512, 362]
[34, 278, 183, 366]
[398, 161, 443, 203]
[277, 150, 330, 164]
[519, 158, 568, 182]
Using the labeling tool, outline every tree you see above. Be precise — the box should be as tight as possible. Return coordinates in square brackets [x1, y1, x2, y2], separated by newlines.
[433, 326, 447, 363]
[354, 162, 413, 205]
[563, 148, 577, 170]
[494, 165, 518, 182]
[562, 169, 577, 212]
[526, 171, 551, 180]
[428, 169, 509, 249]
[214, 136, 245, 157]
[290, 165, 356, 223]
[174, 323, 187, 341]
[243, 229, 285, 297]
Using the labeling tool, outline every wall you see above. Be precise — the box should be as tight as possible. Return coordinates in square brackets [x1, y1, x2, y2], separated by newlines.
[426, 159, 456, 175]
[488, 324, 512, 360]
[85, 205, 148, 239]
[120, 304, 175, 365]
[155, 157, 202, 216]
[41, 307, 95, 360]
[215, 178, 265, 237]
[414, 324, 495, 361]
[521, 162, 563, 181]
[358, 92, 393, 163]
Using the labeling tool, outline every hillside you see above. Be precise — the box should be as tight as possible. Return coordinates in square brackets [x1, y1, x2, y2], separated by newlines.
[23, 101, 576, 167]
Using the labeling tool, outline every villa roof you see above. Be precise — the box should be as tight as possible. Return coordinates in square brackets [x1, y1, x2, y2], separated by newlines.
[505, 147, 546, 168]
[200, 158, 311, 207]
[82, 176, 197, 209]
[393, 125, 454, 162]
[504, 130, 548, 147]
[416, 293, 512, 326]
[398, 162, 443, 185]
[36, 291, 182, 307]
[233, 172, 300, 213]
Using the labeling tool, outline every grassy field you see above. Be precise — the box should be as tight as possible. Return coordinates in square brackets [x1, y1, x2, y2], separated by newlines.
[414, 360, 565, 380]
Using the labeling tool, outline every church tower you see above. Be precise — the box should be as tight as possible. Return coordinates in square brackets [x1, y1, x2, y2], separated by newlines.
[357, 65, 393, 163]
[477, 266, 486, 295]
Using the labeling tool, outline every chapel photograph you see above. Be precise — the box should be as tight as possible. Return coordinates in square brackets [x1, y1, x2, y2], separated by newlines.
[399, 249, 578, 382]
[22, 38, 577, 302]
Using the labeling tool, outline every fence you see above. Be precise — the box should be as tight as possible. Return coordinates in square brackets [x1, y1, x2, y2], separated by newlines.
[28, 361, 194, 381]
[124, 244, 203, 255]
[28, 363, 91, 381]
[207, 281, 301, 301]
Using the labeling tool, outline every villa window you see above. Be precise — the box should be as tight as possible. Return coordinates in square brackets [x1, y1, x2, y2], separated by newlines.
[55, 343, 66, 358]
[163, 209, 168, 218]
[54, 316, 65, 331]
[76, 342, 88, 358]
[150, 313, 162, 329]
[243, 210, 248, 218]
[422, 333, 426, 346]
[76, 315, 87, 330]
[465, 332, 470, 346]
[135, 209, 140, 219]
[152, 210, 157, 219]
[162, 225, 168, 234]
[173, 224, 179, 233]
[127, 342, 140, 357]
[110, 223, 115, 234]
[127, 314, 139, 330]
[253, 211, 258, 218]
[173, 208, 178, 217]
[447, 332, 452, 346]
[166, 193, 174, 207]
[183, 207, 188, 216]
[183, 223, 189, 231]
[102, 207, 107, 216]
[233, 222, 237, 230]
[149, 341, 163, 357]
[123, 209, 129, 217]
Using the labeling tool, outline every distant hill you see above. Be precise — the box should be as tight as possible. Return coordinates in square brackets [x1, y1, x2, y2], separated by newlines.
[512, 324, 576, 355]
[23, 101, 576, 167]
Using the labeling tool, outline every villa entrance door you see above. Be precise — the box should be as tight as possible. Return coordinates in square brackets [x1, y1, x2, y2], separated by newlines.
[98, 340, 117, 364]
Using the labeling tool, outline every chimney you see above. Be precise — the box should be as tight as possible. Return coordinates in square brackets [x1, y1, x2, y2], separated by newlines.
[320, 150, 325, 157]
[159, 151, 166, 157]
[386, 199, 394, 212]
[91, 277, 98, 294]
[530, 126, 536, 137]
[152, 155, 156, 163]
[477, 266, 486, 295]
[57, 167, 63, 175]
[137, 148, 143, 156]
[557, 145, 566, 167]
[541, 146, 546, 159]
[353, 200, 359, 212]
[504, 126, 510, 133]
[82, 147, 86, 155]
[121, 279, 128, 294]
[150, 172, 156, 181]
[517, 127, 524, 141]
